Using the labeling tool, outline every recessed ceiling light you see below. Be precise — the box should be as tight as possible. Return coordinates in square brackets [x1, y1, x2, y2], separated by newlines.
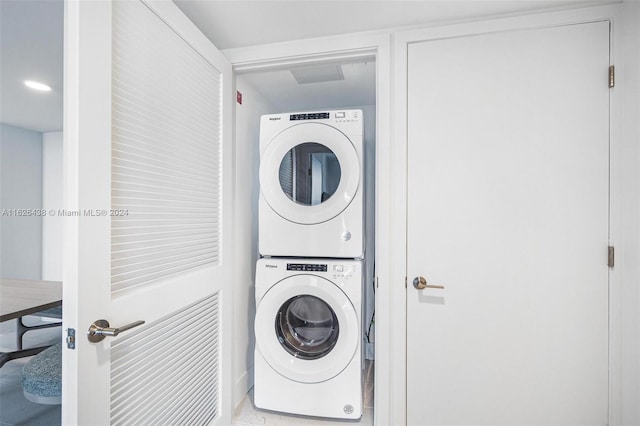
[24, 80, 52, 92]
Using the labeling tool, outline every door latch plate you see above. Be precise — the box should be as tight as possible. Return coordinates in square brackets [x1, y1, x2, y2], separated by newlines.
[66, 328, 76, 349]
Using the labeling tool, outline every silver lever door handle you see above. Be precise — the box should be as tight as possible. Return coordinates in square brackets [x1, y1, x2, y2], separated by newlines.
[413, 276, 445, 290]
[87, 319, 145, 343]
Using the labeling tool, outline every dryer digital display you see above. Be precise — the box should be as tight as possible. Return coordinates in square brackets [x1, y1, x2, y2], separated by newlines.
[290, 112, 330, 120]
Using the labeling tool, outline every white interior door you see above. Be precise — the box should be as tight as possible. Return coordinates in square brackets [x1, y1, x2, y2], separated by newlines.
[407, 22, 610, 425]
[62, 1, 233, 424]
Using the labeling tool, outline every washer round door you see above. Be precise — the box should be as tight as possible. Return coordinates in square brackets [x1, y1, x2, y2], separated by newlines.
[260, 122, 360, 225]
[255, 274, 359, 384]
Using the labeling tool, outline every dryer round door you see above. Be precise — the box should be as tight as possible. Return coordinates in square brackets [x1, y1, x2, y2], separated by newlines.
[260, 122, 360, 225]
[255, 274, 359, 384]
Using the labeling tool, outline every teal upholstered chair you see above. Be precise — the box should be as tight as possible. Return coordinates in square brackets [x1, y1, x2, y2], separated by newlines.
[22, 343, 62, 405]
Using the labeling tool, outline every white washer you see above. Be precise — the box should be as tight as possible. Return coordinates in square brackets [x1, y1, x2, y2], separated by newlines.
[254, 258, 363, 419]
[259, 110, 364, 258]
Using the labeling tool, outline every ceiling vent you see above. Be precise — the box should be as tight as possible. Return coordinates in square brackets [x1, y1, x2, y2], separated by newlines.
[291, 65, 345, 84]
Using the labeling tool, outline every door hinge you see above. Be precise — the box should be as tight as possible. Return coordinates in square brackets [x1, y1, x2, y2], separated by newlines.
[404, 276, 407, 288]
[609, 65, 615, 88]
[66, 328, 76, 349]
[608, 246, 615, 268]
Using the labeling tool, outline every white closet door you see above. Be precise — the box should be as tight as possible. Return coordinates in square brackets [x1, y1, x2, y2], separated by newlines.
[406, 21, 610, 425]
[62, 1, 233, 424]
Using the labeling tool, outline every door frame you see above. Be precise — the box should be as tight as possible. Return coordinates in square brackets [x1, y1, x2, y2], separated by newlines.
[391, 3, 633, 425]
[222, 32, 393, 424]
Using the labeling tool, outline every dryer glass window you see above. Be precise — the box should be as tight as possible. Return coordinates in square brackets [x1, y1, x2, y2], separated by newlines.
[275, 294, 339, 360]
[279, 143, 341, 206]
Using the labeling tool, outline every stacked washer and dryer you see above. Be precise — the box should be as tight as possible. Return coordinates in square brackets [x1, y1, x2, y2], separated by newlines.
[254, 110, 366, 419]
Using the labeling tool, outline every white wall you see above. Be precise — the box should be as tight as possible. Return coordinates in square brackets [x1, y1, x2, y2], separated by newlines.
[0, 126, 62, 281]
[232, 77, 275, 408]
[42, 131, 63, 281]
[0, 123, 42, 279]
[361, 105, 376, 360]
[618, 1, 640, 424]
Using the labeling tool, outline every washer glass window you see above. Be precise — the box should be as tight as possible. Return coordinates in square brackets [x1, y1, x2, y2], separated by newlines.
[275, 294, 339, 360]
[278, 142, 341, 206]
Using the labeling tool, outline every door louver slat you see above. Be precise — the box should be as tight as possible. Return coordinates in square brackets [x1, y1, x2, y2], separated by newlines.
[111, 0, 222, 295]
[111, 293, 220, 425]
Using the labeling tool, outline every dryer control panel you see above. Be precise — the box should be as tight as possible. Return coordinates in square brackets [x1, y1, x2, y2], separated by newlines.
[290, 112, 330, 121]
[333, 110, 361, 123]
[284, 110, 361, 124]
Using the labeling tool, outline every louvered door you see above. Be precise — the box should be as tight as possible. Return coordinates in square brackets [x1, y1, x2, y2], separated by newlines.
[62, 1, 233, 424]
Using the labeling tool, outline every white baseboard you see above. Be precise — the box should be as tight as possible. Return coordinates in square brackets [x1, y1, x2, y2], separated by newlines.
[233, 366, 254, 411]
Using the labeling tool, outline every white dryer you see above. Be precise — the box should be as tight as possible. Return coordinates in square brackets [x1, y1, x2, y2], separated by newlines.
[254, 258, 363, 419]
[259, 110, 364, 258]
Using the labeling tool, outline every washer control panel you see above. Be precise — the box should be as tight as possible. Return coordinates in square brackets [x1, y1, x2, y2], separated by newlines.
[332, 264, 356, 279]
[286, 263, 327, 272]
[282, 262, 357, 280]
